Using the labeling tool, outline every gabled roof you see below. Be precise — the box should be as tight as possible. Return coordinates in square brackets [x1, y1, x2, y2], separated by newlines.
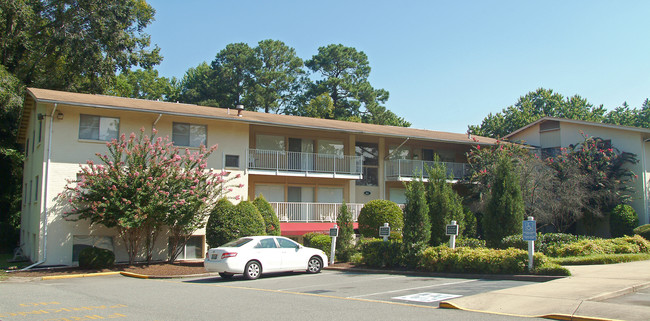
[504, 116, 650, 139]
[22, 88, 498, 145]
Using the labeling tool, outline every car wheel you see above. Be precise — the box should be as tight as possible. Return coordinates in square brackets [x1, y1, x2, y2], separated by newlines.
[244, 261, 262, 280]
[219, 273, 233, 279]
[307, 256, 323, 274]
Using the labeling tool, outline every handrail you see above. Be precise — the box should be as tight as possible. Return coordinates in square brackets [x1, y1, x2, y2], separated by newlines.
[247, 149, 362, 175]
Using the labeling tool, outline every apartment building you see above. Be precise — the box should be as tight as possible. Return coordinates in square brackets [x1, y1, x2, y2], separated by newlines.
[18, 88, 497, 266]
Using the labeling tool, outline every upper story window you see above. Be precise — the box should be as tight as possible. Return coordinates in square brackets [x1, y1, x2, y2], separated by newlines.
[79, 114, 120, 141]
[356, 142, 379, 186]
[172, 122, 207, 147]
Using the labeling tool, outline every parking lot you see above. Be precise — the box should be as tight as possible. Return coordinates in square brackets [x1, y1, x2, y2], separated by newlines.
[1, 271, 542, 320]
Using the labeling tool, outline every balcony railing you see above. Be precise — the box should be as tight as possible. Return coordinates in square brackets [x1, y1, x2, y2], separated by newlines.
[247, 149, 362, 176]
[385, 159, 471, 181]
[270, 202, 364, 222]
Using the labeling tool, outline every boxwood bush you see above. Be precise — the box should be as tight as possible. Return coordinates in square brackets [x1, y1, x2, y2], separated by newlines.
[303, 233, 331, 258]
[634, 224, 650, 241]
[79, 247, 115, 269]
[610, 204, 638, 237]
[546, 235, 650, 257]
[358, 200, 404, 238]
[358, 238, 404, 268]
[455, 237, 486, 249]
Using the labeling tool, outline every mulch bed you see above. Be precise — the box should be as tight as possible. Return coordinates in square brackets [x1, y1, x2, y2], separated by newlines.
[5, 262, 356, 278]
[5, 261, 207, 278]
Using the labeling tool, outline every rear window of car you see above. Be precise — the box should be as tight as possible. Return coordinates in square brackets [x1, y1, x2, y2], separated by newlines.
[221, 238, 253, 247]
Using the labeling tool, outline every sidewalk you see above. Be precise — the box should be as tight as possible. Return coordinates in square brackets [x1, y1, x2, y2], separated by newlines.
[439, 260, 650, 321]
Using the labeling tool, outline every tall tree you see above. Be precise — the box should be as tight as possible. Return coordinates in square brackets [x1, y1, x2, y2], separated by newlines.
[403, 177, 431, 245]
[1, 0, 162, 93]
[304, 44, 409, 127]
[604, 100, 650, 129]
[469, 88, 606, 138]
[107, 69, 178, 101]
[210, 43, 257, 109]
[177, 62, 219, 107]
[249, 39, 305, 113]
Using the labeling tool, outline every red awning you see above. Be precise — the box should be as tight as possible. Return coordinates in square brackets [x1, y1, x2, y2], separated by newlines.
[280, 222, 359, 236]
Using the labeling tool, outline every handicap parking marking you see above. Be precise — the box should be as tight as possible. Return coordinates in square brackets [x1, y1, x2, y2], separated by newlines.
[348, 279, 478, 299]
[393, 292, 462, 303]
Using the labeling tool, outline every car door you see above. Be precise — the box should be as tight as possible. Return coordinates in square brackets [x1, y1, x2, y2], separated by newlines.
[276, 237, 306, 270]
[253, 238, 283, 272]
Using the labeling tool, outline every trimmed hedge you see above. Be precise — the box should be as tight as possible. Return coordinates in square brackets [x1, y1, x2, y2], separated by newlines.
[546, 235, 650, 257]
[634, 224, 650, 241]
[610, 204, 638, 237]
[420, 246, 569, 276]
[79, 247, 115, 269]
[550, 253, 650, 266]
[303, 233, 331, 257]
[358, 200, 403, 238]
[500, 233, 590, 254]
[455, 237, 486, 249]
[358, 238, 404, 268]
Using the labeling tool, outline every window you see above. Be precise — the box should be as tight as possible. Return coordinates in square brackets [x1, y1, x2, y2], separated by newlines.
[255, 238, 278, 249]
[79, 114, 119, 141]
[277, 238, 299, 249]
[540, 120, 560, 132]
[356, 142, 379, 186]
[225, 154, 240, 168]
[32, 130, 35, 153]
[172, 122, 206, 147]
[319, 140, 344, 156]
[38, 118, 43, 143]
[25, 139, 29, 157]
[34, 176, 39, 202]
[28, 180, 32, 203]
[169, 236, 204, 259]
[388, 145, 410, 159]
[256, 134, 285, 151]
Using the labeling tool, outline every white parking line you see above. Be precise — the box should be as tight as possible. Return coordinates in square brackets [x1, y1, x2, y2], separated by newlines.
[278, 275, 405, 291]
[348, 279, 478, 299]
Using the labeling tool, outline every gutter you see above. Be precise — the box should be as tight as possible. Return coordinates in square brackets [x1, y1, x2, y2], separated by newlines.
[641, 138, 650, 224]
[22, 103, 57, 270]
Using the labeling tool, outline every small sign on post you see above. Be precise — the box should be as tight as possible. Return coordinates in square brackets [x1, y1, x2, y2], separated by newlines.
[379, 223, 391, 242]
[522, 217, 536, 271]
[446, 220, 459, 249]
[329, 226, 338, 265]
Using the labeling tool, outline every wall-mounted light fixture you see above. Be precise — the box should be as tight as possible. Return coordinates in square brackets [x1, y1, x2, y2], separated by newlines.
[56, 112, 64, 120]
[37, 113, 46, 120]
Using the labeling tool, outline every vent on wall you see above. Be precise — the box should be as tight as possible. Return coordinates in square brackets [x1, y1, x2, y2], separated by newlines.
[539, 120, 560, 132]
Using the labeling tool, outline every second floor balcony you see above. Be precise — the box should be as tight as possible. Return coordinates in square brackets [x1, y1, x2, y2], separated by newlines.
[385, 159, 471, 181]
[247, 149, 362, 179]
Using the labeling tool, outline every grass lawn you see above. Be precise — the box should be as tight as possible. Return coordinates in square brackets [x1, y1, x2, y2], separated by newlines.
[550, 253, 650, 265]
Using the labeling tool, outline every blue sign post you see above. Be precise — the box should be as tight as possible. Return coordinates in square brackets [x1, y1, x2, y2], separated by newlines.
[522, 217, 536, 271]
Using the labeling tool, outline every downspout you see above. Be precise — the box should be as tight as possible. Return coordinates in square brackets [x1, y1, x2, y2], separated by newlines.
[22, 103, 57, 270]
[641, 138, 650, 224]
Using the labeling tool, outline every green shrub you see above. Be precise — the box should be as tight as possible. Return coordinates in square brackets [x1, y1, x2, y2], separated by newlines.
[307, 234, 332, 258]
[350, 252, 363, 265]
[550, 253, 650, 265]
[358, 238, 404, 268]
[633, 224, 650, 240]
[79, 247, 115, 269]
[253, 194, 281, 236]
[546, 235, 650, 257]
[482, 156, 524, 248]
[358, 200, 404, 238]
[403, 178, 431, 245]
[336, 203, 355, 262]
[610, 204, 638, 237]
[389, 231, 402, 241]
[206, 199, 265, 248]
[500, 233, 588, 254]
[455, 237, 486, 249]
[532, 262, 571, 276]
[302, 232, 322, 246]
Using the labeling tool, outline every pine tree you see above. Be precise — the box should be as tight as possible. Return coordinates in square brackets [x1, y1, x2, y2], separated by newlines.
[403, 177, 431, 245]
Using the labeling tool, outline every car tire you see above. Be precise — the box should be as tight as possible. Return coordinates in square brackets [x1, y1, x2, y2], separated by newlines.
[219, 273, 233, 279]
[307, 256, 323, 274]
[244, 261, 262, 280]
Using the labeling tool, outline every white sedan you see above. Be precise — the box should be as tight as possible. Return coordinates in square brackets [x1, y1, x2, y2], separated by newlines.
[204, 236, 329, 280]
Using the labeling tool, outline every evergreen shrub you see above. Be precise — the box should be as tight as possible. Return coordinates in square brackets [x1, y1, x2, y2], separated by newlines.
[79, 247, 115, 269]
[633, 224, 650, 240]
[610, 204, 638, 237]
[357, 200, 403, 238]
[253, 194, 281, 236]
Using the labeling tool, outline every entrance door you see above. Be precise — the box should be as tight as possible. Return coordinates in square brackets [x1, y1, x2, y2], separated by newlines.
[288, 138, 314, 171]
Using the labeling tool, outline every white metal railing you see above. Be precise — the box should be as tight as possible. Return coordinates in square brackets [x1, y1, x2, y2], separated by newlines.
[247, 149, 362, 175]
[385, 159, 470, 180]
[270, 202, 364, 222]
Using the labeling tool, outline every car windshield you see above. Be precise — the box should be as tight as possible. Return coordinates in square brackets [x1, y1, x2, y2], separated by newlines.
[221, 238, 253, 247]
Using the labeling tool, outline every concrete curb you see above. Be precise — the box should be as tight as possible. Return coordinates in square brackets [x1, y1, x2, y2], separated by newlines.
[439, 301, 623, 321]
[586, 281, 650, 302]
[119, 271, 220, 279]
[41, 271, 121, 280]
[325, 265, 564, 282]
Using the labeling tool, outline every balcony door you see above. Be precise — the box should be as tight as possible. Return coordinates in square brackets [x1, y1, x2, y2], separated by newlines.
[288, 186, 314, 221]
[288, 138, 314, 171]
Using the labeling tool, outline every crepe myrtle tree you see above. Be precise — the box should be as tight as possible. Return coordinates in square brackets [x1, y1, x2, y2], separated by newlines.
[61, 128, 241, 264]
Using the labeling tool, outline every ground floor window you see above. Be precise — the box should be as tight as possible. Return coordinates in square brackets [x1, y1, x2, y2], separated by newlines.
[169, 235, 204, 260]
[72, 235, 114, 262]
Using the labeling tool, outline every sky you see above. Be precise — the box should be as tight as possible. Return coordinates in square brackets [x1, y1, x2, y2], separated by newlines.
[144, 0, 650, 134]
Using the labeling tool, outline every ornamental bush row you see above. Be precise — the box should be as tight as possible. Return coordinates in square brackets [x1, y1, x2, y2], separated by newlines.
[545, 235, 650, 257]
[500, 233, 591, 254]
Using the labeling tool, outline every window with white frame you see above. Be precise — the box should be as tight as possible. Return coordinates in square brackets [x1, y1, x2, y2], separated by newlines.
[168, 236, 204, 260]
[172, 122, 207, 147]
[225, 154, 240, 168]
[79, 114, 120, 141]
